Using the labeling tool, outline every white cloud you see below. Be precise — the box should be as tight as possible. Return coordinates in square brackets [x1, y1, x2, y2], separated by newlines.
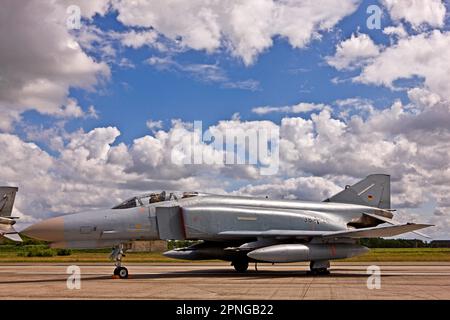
[407, 87, 442, 109]
[120, 30, 159, 48]
[236, 176, 341, 201]
[2, 91, 450, 238]
[62, 0, 111, 19]
[252, 102, 328, 115]
[2, 0, 450, 240]
[0, 0, 110, 131]
[66, 127, 120, 161]
[112, 0, 360, 65]
[356, 30, 450, 100]
[118, 58, 135, 69]
[382, 0, 446, 29]
[146, 119, 164, 131]
[222, 79, 260, 91]
[334, 98, 374, 120]
[146, 56, 259, 90]
[146, 56, 176, 69]
[326, 33, 380, 70]
[334, 98, 373, 109]
[383, 25, 408, 39]
[182, 63, 228, 82]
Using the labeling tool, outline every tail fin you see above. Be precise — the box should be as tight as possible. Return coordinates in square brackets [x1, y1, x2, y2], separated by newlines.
[0, 186, 22, 242]
[0, 186, 18, 217]
[324, 174, 391, 209]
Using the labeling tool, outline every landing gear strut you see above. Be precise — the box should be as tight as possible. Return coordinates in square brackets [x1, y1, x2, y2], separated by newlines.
[232, 259, 249, 273]
[309, 260, 330, 275]
[110, 243, 130, 279]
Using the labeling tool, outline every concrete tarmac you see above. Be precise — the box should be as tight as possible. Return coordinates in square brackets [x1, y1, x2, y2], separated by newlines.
[1, 262, 450, 299]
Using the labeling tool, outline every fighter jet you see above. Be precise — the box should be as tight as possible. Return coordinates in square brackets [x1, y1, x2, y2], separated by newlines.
[4, 174, 432, 278]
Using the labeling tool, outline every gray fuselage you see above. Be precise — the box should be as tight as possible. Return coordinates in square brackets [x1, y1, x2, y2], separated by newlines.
[22, 193, 385, 249]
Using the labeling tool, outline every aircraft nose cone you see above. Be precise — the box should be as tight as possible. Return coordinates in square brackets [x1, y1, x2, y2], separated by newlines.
[22, 217, 65, 242]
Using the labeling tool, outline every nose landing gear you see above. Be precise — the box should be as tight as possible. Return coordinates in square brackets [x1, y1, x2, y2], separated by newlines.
[110, 243, 131, 279]
[114, 266, 129, 279]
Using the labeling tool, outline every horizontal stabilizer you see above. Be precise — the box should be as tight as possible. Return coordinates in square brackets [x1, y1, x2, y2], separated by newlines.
[323, 223, 433, 239]
[0, 223, 22, 242]
[3, 233, 22, 242]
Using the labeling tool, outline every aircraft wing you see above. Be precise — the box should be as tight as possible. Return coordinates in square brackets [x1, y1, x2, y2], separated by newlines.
[323, 223, 432, 238]
[218, 230, 327, 238]
[219, 223, 432, 239]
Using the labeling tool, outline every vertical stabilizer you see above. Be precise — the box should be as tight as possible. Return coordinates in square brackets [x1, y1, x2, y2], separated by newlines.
[324, 174, 390, 209]
[0, 186, 22, 242]
[0, 186, 18, 217]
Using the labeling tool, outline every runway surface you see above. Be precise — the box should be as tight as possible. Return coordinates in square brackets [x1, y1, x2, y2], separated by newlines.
[1, 262, 450, 299]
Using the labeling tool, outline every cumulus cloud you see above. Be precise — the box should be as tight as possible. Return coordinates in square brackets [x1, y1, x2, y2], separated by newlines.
[0, 0, 110, 132]
[112, 0, 360, 65]
[333, 98, 374, 120]
[326, 33, 380, 70]
[2, 0, 449, 240]
[146, 119, 164, 131]
[356, 30, 450, 100]
[383, 25, 408, 39]
[120, 30, 159, 49]
[2, 88, 450, 238]
[236, 176, 341, 201]
[62, 0, 111, 19]
[382, 0, 446, 29]
[280, 98, 450, 213]
[0, 117, 277, 218]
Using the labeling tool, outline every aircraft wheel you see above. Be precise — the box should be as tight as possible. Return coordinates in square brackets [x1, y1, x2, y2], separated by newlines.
[118, 267, 129, 279]
[114, 267, 129, 278]
[309, 260, 330, 275]
[320, 268, 330, 275]
[308, 268, 330, 276]
[233, 260, 249, 273]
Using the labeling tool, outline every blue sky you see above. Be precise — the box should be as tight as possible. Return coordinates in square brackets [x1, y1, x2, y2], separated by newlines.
[19, 0, 410, 146]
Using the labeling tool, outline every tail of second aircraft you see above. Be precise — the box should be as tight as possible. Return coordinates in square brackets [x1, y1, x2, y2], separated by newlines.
[324, 174, 391, 209]
[0, 186, 22, 242]
[0, 186, 18, 217]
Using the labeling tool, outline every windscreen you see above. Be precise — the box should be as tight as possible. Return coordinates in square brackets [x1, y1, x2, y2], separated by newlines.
[112, 191, 199, 209]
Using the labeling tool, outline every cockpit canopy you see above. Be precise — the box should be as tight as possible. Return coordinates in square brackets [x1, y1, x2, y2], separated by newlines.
[112, 191, 199, 209]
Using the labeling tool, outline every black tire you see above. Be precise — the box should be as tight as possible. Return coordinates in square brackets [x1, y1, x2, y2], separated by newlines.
[113, 267, 120, 275]
[118, 267, 129, 279]
[233, 260, 249, 273]
[309, 268, 330, 275]
[309, 260, 330, 275]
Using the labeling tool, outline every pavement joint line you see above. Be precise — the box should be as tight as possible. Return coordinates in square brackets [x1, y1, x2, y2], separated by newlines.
[5, 271, 450, 276]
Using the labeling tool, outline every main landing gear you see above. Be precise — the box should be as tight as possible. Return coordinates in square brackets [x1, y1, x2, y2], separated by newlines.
[110, 243, 130, 279]
[232, 258, 249, 273]
[308, 260, 330, 275]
